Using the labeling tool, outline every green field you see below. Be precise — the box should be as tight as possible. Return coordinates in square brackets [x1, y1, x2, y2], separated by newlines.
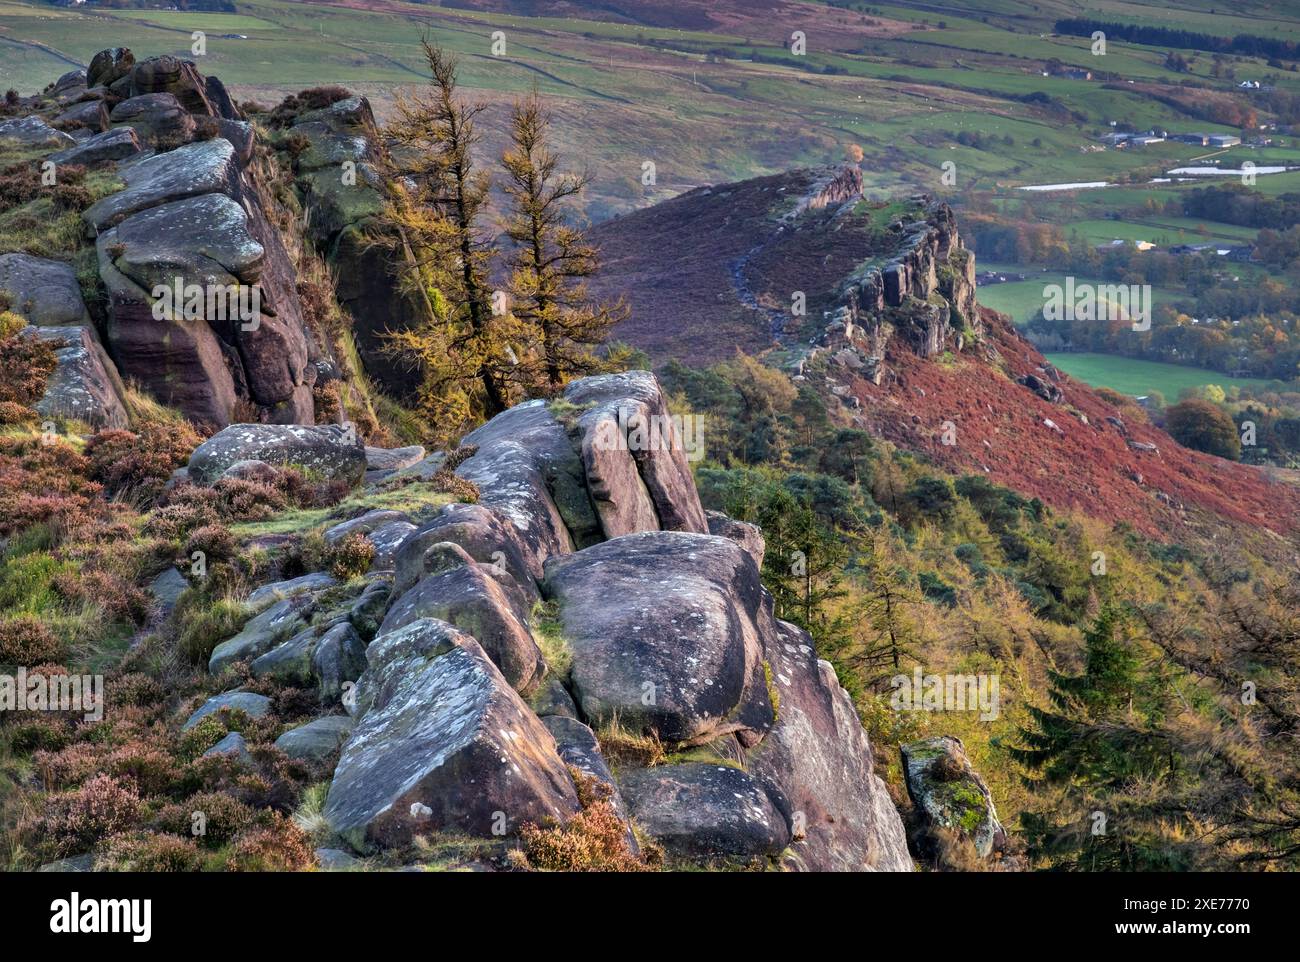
[977, 273, 1188, 325]
[1044, 352, 1277, 397]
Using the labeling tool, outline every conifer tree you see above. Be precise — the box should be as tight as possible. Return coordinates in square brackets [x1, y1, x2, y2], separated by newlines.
[381, 40, 517, 432]
[501, 91, 626, 394]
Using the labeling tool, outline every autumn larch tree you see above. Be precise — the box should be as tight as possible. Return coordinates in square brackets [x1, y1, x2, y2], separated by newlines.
[381, 40, 517, 433]
[500, 91, 626, 395]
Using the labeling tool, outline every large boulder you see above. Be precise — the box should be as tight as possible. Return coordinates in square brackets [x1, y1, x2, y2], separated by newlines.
[390, 502, 537, 601]
[181, 690, 271, 730]
[27, 325, 129, 430]
[456, 400, 594, 577]
[83, 138, 240, 230]
[542, 531, 776, 746]
[275, 715, 355, 763]
[563, 371, 709, 535]
[619, 763, 791, 860]
[49, 126, 140, 167]
[101, 192, 265, 297]
[902, 735, 1009, 863]
[0, 116, 74, 149]
[108, 92, 195, 147]
[208, 594, 314, 675]
[747, 621, 913, 872]
[380, 559, 543, 693]
[54, 100, 109, 133]
[188, 423, 366, 485]
[323, 619, 580, 851]
[120, 55, 216, 117]
[0, 254, 90, 327]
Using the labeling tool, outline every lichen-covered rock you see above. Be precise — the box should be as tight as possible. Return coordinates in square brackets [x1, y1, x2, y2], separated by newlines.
[542, 531, 776, 746]
[54, 100, 109, 133]
[747, 621, 913, 872]
[619, 763, 790, 860]
[109, 92, 196, 146]
[391, 502, 538, 601]
[49, 126, 140, 166]
[323, 618, 579, 851]
[182, 690, 271, 730]
[188, 423, 366, 485]
[380, 562, 543, 693]
[27, 325, 129, 430]
[0, 116, 74, 149]
[457, 400, 592, 576]
[902, 735, 1008, 861]
[208, 594, 314, 675]
[276, 715, 355, 763]
[246, 571, 337, 608]
[312, 621, 368, 701]
[83, 138, 240, 230]
[0, 254, 91, 327]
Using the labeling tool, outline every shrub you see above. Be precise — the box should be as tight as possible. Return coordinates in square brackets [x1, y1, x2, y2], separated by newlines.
[327, 532, 374, 580]
[0, 326, 57, 408]
[85, 419, 202, 502]
[0, 616, 64, 665]
[29, 773, 142, 857]
[177, 715, 228, 761]
[152, 792, 261, 848]
[95, 832, 204, 872]
[518, 770, 647, 872]
[219, 813, 315, 871]
[184, 524, 237, 569]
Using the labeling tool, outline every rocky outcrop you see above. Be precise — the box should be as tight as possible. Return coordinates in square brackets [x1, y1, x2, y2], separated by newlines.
[902, 735, 1013, 867]
[307, 370, 910, 869]
[822, 197, 980, 383]
[279, 95, 414, 395]
[0, 48, 325, 428]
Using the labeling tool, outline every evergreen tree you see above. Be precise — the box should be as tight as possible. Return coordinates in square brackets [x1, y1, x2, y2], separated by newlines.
[1013, 605, 1184, 869]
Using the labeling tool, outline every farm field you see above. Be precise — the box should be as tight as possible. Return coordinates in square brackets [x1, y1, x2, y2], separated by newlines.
[3, 0, 1300, 220]
[1044, 352, 1276, 397]
[978, 273, 1189, 325]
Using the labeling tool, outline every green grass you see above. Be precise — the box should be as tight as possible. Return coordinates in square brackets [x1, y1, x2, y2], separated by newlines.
[977, 273, 1187, 325]
[1044, 352, 1278, 397]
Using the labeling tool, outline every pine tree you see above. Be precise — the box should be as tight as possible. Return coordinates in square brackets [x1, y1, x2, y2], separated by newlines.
[1012, 605, 1184, 869]
[501, 91, 626, 394]
[381, 40, 517, 433]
